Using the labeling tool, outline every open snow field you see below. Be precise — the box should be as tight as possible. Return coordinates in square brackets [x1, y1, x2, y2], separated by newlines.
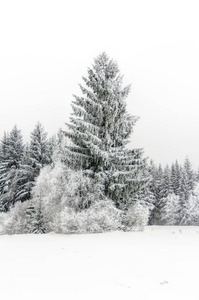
[1, 226, 199, 300]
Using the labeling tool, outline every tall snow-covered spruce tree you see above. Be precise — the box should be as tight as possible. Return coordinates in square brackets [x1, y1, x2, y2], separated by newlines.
[64, 53, 147, 209]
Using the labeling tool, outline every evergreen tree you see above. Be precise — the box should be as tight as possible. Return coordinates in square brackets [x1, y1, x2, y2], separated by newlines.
[47, 135, 57, 161]
[0, 132, 9, 162]
[160, 165, 173, 198]
[160, 193, 180, 225]
[64, 53, 147, 208]
[134, 164, 155, 224]
[154, 164, 174, 224]
[0, 123, 53, 212]
[155, 164, 164, 200]
[54, 129, 70, 163]
[0, 132, 9, 196]
[148, 160, 158, 199]
[196, 167, 199, 182]
[182, 183, 199, 225]
[149, 163, 164, 224]
[30, 122, 51, 173]
[183, 157, 196, 191]
[0, 126, 24, 211]
[25, 200, 46, 234]
[10, 124, 55, 231]
[7, 125, 24, 164]
[179, 158, 196, 224]
[15, 123, 54, 206]
[171, 161, 182, 196]
[14, 144, 35, 203]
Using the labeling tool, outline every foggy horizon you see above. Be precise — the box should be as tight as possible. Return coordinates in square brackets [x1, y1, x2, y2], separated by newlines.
[1, 0, 199, 169]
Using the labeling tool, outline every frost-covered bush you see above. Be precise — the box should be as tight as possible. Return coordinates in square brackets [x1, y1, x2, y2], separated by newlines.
[31, 162, 105, 231]
[0, 162, 68, 234]
[53, 199, 123, 234]
[0, 200, 31, 234]
[31, 161, 123, 233]
[122, 202, 149, 231]
[182, 194, 199, 225]
[32, 160, 149, 233]
[160, 193, 180, 225]
[181, 183, 199, 225]
[31, 161, 120, 233]
[30, 162, 68, 232]
[0, 159, 147, 235]
[30, 160, 130, 233]
[0, 197, 49, 235]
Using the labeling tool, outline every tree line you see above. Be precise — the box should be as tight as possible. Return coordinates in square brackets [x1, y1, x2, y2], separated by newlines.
[0, 53, 198, 234]
[0, 123, 55, 212]
[148, 158, 199, 225]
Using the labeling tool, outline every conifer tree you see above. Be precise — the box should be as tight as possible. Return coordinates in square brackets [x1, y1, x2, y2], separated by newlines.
[14, 144, 35, 203]
[182, 183, 199, 225]
[0, 126, 24, 211]
[0, 123, 53, 212]
[183, 157, 196, 191]
[16, 124, 53, 206]
[47, 135, 57, 160]
[0, 132, 10, 196]
[148, 163, 164, 224]
[171, 161, 182, 195]
[0, 132, 9, 162]
[155, 164, 164, 200]
[25, 199, 46, 234]
[179, 158, 196, 224]
[160, 165, 173, 198]
[7, 125, 24, 164]
[148, 160, 158, 199]
[196, 167, 199, 182]
[30, 122, 50, 173]
[64, 53, 147, 208]
[16, 123, 54, 228]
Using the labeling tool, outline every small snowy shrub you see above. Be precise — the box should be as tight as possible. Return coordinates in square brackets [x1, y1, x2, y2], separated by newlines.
[32, 161, 125, 234]
[0, 201, 32, 234]
[160, 193, 180, 225]
[30, 162, 68, 231]
[54, 199, 123, 234]
[181, 183, 199, 225]
[122, 202, 149, 231]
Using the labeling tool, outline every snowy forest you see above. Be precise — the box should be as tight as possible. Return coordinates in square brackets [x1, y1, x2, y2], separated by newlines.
[0, 53, 199, 235]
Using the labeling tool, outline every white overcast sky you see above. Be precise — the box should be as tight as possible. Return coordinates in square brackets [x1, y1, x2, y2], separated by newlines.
[0, 0, 199, 168]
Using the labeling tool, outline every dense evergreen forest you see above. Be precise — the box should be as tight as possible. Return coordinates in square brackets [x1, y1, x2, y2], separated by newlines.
[0, 53, 198, 234]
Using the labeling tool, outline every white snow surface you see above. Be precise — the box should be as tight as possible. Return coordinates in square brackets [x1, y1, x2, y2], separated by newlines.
[1, 226, 199, 300]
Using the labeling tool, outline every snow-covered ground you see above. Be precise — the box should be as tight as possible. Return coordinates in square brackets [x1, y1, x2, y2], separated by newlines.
[1, 226, 199, 300]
